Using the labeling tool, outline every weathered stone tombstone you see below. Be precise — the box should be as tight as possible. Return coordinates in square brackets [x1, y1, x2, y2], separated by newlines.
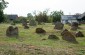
[6, 26, 19, 37]
[48, 35, 59, 40]
[24, 25, 29, 29]
[29, 19, 37, 26]
[75, 31, 84, 37]
[71, 27, 77, 31]
[13, 27, 18, 36]
[22, 18, 29, 29]
[35, 28, 46, 34]
[70, 22, 78, 30]
[61, 29, 78, 43]
[54, 22, 64, 30]
[22, 19, 27, 26]
[42, 38, 47, 40]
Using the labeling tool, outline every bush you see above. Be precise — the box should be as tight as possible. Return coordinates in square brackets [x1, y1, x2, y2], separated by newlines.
[35, 11, 48, 24]
[0, 11, 4, 23]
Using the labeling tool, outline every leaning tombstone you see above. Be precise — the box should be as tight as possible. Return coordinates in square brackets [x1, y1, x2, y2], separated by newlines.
[48, 35, 59, 40]
[22, 18, 27, 26]
[71, 26, 77, 31]
[22, 18, 29, 29]
[6, 26, 14, 37]
[29, 19, 37, 26]
[24, 25, 29, 29]
[6, 26, 19, 38]
[13, 27, 19, 36]
[35, 28, 46, 34]
[54, 22, 64, 30]
[70, 22, 78, 31]
[75, 31, 84, 37]
[61, 29, 78, 44]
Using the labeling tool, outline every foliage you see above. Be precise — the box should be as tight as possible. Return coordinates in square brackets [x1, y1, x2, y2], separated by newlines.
[4, 16, 27, 23]
[3, 14, 10, 23]
[0, 0, 8, 10]
[0, 10, 4, 23]
[47, 16, 53, 23]
[0, 23, 85, 55]
[15, 16, 27, 23]
[27, 13, 33, 20]
[35, 10, 48, 24]
[50, 10, 64, 23]
[0, 0, 8, 23]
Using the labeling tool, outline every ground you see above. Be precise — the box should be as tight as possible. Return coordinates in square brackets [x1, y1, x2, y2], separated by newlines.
[0, 23, 85, 55]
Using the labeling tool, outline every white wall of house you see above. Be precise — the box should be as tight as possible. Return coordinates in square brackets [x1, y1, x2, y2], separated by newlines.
[61, 15, 78, 24]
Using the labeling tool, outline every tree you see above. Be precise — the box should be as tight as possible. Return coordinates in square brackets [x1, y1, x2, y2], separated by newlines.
[0, 0, 8, 23]
[35, 10, 48, 24]
[50, 10, 64, 23]
[27, 13, 33, 20]
[0, 10, 5, 23]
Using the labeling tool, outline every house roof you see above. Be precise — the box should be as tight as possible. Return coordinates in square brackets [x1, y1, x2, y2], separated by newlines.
[78, 12, 85, 19]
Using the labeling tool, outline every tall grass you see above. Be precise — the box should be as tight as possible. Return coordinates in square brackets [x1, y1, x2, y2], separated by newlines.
[0, 23, 85, 55]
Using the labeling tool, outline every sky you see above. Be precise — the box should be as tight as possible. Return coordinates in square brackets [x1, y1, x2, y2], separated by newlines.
[4, 0, 85, 17]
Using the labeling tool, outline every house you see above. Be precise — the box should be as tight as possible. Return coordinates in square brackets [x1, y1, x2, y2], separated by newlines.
[61, 13, 85, 24]
[77, 12, 85, 22]
[61, 15, 80, 24]
[7, 15, 18, 20]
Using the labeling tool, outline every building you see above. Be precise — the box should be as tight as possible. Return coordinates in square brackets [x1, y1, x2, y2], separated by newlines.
[61, 13, 85, 24]
[77, 12, 85, 22]
[7, 15, 18, 20]
[61, 15, 79, 24]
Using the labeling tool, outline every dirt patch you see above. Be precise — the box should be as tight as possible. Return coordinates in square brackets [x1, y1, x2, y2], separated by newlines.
[0, 43, 80, 55]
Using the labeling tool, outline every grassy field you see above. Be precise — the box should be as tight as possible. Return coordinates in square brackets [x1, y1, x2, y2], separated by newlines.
[0, 23, 85, 55]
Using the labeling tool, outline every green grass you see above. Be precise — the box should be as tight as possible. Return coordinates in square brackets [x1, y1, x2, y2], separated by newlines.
[0, 23, 85, 55]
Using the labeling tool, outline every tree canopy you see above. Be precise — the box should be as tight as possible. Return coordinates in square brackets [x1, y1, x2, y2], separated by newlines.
[0, 0, 8, 10]
[27, 13, 33, 20]
[35, 10, 48, 24]
[50, 10, 64, 23]
[0, 0, 8, 23]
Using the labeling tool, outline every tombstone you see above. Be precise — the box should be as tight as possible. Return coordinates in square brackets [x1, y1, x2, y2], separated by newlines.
[61, 29, 78, 43]
[22, 19, 27, 26]
[70, 22, 78, 30]
[75, 31, 84, 37]
[13, 27, 18, 36]
[54, 22, 64, 30]
[29, 19, 37, 26]
[24, 25, 29, 29]
[35, 28, 46, 34]
[42, 38, 46, 40]
[22, 18, 29, 29]
[6, 26, 19, 37]
[6, 26, 14, 36]
[71, 22, 78, 27]
[71, 26, 77, 30]
[48, 35, 59, 40]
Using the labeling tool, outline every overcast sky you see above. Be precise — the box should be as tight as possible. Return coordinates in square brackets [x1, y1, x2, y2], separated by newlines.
[4, 0, 85, 16]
